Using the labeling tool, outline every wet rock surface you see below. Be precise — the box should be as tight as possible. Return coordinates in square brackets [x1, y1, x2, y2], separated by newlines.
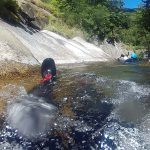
[0, 18, 112, 69]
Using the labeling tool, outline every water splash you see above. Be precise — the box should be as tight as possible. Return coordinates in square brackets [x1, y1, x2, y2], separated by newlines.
[6, 94, 57, 138]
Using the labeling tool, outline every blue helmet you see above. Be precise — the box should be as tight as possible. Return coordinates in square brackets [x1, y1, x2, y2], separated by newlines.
[131, 53, 137, 59]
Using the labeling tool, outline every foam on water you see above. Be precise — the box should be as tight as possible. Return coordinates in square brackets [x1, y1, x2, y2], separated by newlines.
[96, 77, 150, 104]
[0, 84, 58, 139]
[6, 95, 57, 138]
[93, 76, 150, 149]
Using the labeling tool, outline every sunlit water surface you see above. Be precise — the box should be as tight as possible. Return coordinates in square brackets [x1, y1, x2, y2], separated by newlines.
[0, 63, 150, 150]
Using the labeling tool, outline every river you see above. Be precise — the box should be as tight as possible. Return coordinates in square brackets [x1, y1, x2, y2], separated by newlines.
[0, 62, 150, 150]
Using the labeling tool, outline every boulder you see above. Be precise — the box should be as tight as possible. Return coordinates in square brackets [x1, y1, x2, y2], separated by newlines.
[17, 0, 49, 29]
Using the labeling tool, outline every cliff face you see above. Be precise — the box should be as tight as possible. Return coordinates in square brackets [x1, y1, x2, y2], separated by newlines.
[0, 19, 111, 65]
[0, 21, 38, 65]
[100, 41, 128, 59]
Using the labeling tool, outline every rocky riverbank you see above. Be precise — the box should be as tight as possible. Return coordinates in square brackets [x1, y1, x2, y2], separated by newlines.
[0, 17, 130, 80]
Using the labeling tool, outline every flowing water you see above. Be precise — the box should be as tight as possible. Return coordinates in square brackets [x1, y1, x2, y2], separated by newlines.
[0, 63, 150, 150]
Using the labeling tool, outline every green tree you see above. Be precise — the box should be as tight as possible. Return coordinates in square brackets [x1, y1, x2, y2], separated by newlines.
[141, 0, 150, 32]
[109, 0, 124, 9]
[106, 11, 129, 43]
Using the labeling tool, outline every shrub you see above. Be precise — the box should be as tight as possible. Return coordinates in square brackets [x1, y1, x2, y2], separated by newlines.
[0, 0, 19, 13]
[45, 15, 86, 38]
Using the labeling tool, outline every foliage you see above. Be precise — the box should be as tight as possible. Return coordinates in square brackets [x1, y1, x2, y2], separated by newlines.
[44, 0, 129, 42]
[0, 0, 19, 24]
[45, 15, 86, 38]
[81, 5, 110, 40]
[0, 0, 19, 13]
[108, 0, 124, 10]
[141, 0, 150, 32]
[119, 0, 150, 51]
[12, 0, 150, 50]
[1, 0, 149, 51]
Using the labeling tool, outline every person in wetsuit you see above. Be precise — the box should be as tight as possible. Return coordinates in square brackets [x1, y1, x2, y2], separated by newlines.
[30, 58, 58, 103]
[41, 58, 57, 81]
